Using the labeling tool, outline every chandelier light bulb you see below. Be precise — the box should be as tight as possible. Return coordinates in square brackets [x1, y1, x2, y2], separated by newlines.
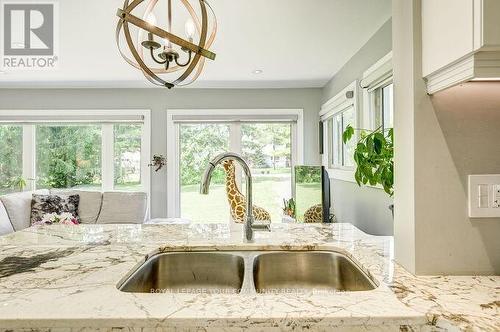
[146, 13, 157, 26]
[185, 19, 196, 40]
[163, 38, 171, 49]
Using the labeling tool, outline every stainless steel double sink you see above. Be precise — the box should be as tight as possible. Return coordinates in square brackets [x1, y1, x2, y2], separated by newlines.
[118, 251, 377, 294]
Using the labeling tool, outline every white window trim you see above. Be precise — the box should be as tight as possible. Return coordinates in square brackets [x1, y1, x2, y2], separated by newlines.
[320, 81, 359, 182]
[22, 125, 36, 191]
[0, 109, 151, 211]
[361, 51, 393, 130]
[101, 124, 115, 191]
[166, 108, 304, 218]
[320, 54, 394, 186]
[349, 52, 393, 190]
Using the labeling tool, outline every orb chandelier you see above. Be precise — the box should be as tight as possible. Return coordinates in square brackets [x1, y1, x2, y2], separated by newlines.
[116, 0, 217, 88]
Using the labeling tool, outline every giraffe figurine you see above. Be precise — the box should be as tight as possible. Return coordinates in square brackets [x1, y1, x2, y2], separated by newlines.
[222, 160, 271, 223]
[304, 204, 323, 223]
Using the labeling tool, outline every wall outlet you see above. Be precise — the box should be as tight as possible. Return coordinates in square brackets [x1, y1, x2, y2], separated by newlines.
[468, 175, 500, 218]
[493, 185, 500, 208]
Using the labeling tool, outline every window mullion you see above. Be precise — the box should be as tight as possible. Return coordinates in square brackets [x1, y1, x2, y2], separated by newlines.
[102, 124, 114, 191]
[381, 88, 386, 130]
[174, 123, 180, 217]
[229, 122, 242, 189]
[22, 124, 36, 191]
[341, 114, 345, 167]
[229, 122, 241, 153]
[141, 113, 151, 218]
[291, 122, 297, 200]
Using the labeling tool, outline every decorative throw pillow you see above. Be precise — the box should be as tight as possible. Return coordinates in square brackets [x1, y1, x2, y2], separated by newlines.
[30, 194, 80, 226]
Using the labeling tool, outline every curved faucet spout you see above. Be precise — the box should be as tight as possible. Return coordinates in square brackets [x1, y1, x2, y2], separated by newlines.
[200, 152, 269, 241]
[200, 163, 216, 195]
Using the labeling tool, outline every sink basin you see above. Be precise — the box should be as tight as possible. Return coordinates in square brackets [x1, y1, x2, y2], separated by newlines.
[118, 250, 377, 294]
[253, 251, 376, 293]
[118, 252, 245, 294]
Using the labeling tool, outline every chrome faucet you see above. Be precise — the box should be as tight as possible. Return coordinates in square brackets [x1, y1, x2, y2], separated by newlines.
[200, 152, 271, 241]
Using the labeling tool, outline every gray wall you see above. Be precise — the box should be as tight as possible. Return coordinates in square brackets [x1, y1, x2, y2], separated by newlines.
[321, 19, 394, 236]
[321, 19, 393, 104]
[0, 88, 322, 218]
[427, 82, 500, 274]
[393, 0, 499, 275]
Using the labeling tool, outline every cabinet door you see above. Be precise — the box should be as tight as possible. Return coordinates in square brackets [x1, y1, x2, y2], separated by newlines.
[481, 0, 500, 49]
[422, 0, 474, 76]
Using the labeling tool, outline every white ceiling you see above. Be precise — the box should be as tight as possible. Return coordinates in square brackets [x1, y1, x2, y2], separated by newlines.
[0, 0, 391, 88]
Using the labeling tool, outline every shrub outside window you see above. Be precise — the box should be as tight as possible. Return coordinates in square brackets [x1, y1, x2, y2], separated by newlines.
[0, 111, 150, 195]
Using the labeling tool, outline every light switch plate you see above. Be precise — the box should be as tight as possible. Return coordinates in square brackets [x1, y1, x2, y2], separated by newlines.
[493, 185, 500, 208]
[468, 175, 500, 218]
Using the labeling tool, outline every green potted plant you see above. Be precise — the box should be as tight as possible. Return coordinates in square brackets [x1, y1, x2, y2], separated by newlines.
[282, 198, 296, 222]
[342, 125, 394, 214]
[10, 176, 27, 192]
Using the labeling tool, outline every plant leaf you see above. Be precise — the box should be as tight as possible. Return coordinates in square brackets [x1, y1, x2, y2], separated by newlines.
[342, 125, 355, 144]
[347, 125, 394, 197]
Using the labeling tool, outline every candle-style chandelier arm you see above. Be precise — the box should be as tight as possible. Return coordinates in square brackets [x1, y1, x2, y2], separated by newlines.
[117, 8, 216, 61]
[150, 48, 168, 65]
[120, 15, 174, 88]
[174, 51, 192, 67]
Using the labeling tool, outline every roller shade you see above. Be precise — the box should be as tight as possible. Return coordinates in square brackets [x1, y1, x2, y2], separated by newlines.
[172, 114, 298, 123]
[361, 74, 392, 92]
[359, 52, 393, 92]
[0, 114, 144, 124]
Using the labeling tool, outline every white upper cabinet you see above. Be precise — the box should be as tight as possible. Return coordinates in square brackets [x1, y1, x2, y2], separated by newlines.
[422, 0, 500, 94]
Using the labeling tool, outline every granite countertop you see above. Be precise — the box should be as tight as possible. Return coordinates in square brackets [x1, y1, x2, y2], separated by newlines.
[0, 223, 497, 331]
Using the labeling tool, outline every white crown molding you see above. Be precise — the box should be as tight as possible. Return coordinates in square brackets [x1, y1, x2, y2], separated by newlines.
[425, 51, 500, 94]
[425, 54, 476, 94]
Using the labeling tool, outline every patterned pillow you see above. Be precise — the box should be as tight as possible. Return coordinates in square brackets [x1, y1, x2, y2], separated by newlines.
[30, 194, 80, 226]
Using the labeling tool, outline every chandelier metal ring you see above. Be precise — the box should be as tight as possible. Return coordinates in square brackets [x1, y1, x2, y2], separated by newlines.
[138, 0, 201, 74]
[116, 0, 217, 88]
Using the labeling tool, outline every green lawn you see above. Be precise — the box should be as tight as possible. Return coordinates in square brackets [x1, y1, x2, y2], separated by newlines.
[181, 175, 292, 223]
[295, 183, 322, 222]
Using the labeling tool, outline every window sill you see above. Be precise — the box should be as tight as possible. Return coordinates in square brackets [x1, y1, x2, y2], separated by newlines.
[327, 168, 355, 183]
[327, 168, 384, 191]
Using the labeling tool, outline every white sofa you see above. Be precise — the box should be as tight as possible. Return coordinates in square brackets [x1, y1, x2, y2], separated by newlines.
[0, 189, 148, 236]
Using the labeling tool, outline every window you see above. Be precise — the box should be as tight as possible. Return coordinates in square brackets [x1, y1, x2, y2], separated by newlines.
[241, 123, 292, 222]
[0, 125, 23, 195]
[36, 125, 102, 190]
[381, 83, 394, 129]
[320, 54, 393, 184]
[167, 109, 303, 223]
[371, 82, 394, 131]
[114, 124, 143, 191]
[0, 110, 150, 196]
[320, 81, 358, 178]
[328, 106, 355, 168]
[180, 123, 230, 223]
[331, 114, 342, 167]
[361, 52, 393, 131]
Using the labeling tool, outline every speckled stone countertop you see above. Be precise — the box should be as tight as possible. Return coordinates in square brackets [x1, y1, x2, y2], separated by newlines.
[0, 223, 497, 332]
